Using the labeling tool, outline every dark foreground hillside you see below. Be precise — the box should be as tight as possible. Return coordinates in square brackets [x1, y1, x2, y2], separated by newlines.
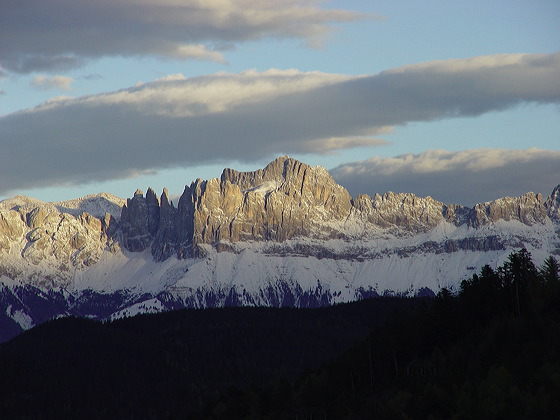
[1, 249, 559, 419]
[204, 249, 560, 419]
[0, 296, 413, 419]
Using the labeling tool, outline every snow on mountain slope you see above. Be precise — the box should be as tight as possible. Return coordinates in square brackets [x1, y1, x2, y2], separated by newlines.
[0, 193, 124, 219]
[9, 213, 549, 316]
[54, 193, 126, 219]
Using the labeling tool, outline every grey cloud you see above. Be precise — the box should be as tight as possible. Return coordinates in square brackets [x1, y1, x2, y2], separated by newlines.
[0, 0, 362, 74]
[330, 149, 560, 207]
[1, 54, 85, 74]
[0, 53, 559, 196]
[83, 73, 103, 81]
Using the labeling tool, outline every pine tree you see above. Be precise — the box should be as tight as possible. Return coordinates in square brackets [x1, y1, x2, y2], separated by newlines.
[540, 255, 560, 304]
[540, 255, 560, 284]
[501, 248, 539, 316]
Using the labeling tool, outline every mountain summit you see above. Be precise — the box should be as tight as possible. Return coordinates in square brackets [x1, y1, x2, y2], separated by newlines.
[1, 156, 559, 340]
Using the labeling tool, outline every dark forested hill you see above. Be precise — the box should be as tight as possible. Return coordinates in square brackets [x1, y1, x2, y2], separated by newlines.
[0, 297, 416, 419]
[203, 249, 560, 419]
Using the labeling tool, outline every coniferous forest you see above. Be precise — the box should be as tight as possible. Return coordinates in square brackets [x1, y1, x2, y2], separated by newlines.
[1, 248, 559, 419]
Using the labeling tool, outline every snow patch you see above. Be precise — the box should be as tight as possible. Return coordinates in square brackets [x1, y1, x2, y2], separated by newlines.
[109, 298, 166, 320]
[6, 305, 34, 330]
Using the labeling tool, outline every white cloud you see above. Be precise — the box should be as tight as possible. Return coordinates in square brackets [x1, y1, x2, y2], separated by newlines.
[301, 136, 389, 153]
[30, 75, 74, 91]
[1, 53, 559, 196]
[155, 73, 187, 82]
[30, 68, 352, 117]
[0, 0, 363, 73]
[171, 44, 227, 63]
[331, 148, 560, 206]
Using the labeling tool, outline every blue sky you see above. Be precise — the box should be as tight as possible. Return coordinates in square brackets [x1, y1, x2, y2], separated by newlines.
[1, 0, 559, 206]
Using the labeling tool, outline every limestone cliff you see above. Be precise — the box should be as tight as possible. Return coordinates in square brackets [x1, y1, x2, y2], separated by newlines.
[2, 157, 558, 271]
[118, 156, 559, 261]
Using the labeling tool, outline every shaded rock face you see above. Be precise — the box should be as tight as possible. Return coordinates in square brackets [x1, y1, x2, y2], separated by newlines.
[121, 188, 161, 252]
[152, 188, 179, 261]
[118, 156, 560, 261]
[545, 185, 560, 222]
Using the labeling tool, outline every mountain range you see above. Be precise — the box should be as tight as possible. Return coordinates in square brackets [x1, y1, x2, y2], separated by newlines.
[1, 156, 559, 341]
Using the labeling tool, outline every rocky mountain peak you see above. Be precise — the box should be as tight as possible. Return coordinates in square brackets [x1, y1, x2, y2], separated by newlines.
[545, 185, 560, 221]
[121, 189, 155, 252]
[221, 156, 335, 192]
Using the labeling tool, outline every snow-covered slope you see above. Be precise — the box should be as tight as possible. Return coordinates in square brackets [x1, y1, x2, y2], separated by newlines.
[0, 157, 559, 341]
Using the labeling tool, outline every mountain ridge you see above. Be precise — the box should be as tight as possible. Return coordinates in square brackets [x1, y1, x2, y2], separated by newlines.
[119, 156, 559, 260]
[1, 156, 559, 341]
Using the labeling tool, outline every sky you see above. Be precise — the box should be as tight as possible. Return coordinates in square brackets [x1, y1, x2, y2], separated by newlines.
[1, 0, 559, 207]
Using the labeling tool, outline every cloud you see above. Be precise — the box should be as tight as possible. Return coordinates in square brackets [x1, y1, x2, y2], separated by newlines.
[0, 0, 363, 74]
[30, 75, 74, 91]
[0, 89, 5, 95]
[171, 44, 227, 63]
[0, 53, 559, 196]
[83, 73, 103, 81]
[330, 148, 560, 206]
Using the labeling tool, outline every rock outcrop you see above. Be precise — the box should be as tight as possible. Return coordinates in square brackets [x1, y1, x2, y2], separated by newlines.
[352, 192, 469, 232]
[120, 189, 159, 252]
[470, 192, 548, 227]
[0, 194, 120, 288]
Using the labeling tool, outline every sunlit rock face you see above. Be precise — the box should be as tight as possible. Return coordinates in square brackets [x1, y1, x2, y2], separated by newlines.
[118, 155, 560, 261]
[353, 192, 470, 233]
[123, 156, 356, 259]
[203, 156, 354, 243]
[0, 195, 119, 288]
[470, 192, 548, 227]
